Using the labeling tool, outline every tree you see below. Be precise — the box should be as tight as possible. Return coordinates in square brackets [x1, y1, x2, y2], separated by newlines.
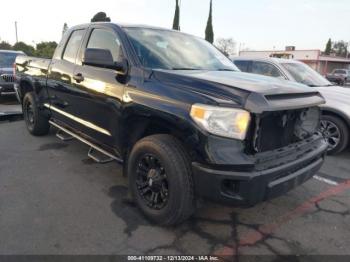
[35, 41, 58, 58]
[172, 0, 180, 31]
[0, 41, 12, 50]
[332, 40, 348, 57]
[91, 12, 111, 22]
[62, 23, 69, 35]
[205, 0, 214, 43]
[13, 41, 35, 56]
[324, 38, 332, 55]
[215, 38, 236, 57]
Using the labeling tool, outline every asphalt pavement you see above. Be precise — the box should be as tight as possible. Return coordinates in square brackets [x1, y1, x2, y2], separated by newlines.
[0, 95, 22, 119]
[0, 120, 349, 258]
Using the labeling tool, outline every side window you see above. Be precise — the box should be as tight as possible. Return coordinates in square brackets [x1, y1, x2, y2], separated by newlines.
[62, 30, 85, 63]
[87, 28, 123, 62]
[252, 61, 282, 78]
[234, 60, 250, 72]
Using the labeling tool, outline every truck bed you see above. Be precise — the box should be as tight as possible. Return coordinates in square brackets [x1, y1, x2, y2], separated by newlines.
[16, 56, 51, 76]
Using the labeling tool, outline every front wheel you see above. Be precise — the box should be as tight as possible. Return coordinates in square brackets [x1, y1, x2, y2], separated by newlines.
[320, 115, 349, 155]
[23, 92, 50, 136]
[128, 134, 195, 225]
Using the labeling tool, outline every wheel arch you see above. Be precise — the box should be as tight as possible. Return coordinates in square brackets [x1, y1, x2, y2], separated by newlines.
[18, 78, 35, 102]
[121, 114, 202, 164]
[321, 107, 350, 130]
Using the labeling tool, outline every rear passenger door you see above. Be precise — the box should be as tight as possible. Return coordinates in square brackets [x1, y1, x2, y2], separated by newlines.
[46, 28, 87, 125]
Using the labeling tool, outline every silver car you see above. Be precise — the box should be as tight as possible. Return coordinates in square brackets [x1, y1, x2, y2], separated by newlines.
[233, 57, 350, 155]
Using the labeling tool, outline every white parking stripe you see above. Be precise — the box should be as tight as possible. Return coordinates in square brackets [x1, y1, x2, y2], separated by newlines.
[313, 175, 339, 186]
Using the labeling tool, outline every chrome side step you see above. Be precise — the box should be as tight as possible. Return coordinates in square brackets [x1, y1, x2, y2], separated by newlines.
[56, 129, 74, 141]
[88, 147, 114, 164]
[49, 120, 123, 164]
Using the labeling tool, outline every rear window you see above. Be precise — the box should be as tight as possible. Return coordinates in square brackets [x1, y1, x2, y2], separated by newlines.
[0, 52, 19, 68]
[334, 69, 346, 74]
[233, 60, 250, 72]
[251, 61, 282, 77]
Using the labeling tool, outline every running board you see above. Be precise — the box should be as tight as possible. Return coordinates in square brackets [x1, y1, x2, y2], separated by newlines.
[49, 120, 123, 164]
[88, 147, 114, 164]
[56, 129, 74, 141]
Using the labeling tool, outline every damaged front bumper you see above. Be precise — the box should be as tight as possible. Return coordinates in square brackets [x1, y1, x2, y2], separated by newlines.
[192, 136, 328, 206]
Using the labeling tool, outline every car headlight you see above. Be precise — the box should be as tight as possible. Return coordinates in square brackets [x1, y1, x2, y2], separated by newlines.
[190, 104, 251, 140]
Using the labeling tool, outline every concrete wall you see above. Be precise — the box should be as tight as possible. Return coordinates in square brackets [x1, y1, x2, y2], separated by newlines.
[240, 50, 320, 60]
[240, 50, 350, 75]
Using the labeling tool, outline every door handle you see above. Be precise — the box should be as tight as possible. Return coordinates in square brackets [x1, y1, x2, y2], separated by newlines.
[73, 73, 84, 83]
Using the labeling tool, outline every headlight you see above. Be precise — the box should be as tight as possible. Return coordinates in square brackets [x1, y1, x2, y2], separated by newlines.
[190, 104, 251, 140]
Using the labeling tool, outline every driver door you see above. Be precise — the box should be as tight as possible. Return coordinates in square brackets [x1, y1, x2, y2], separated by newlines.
[70, 26, 126, 150]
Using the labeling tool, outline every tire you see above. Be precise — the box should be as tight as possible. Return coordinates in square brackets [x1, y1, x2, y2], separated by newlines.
[128, 134, 195, 225]
[320, 115, 349, 155]
[23, 92, 50, 136]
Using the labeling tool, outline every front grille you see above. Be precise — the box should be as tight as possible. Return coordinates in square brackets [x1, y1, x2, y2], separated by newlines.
[250, 107, 320, 153]
[1, 74, 15, 83]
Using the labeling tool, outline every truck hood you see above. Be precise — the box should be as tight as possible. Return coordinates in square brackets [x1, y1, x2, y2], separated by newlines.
[154, 69, 325, 113]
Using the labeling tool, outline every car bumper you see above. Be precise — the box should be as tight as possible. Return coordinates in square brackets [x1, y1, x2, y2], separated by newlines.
[192, 138, 328, 206]
[0, 82, 16, 95]
[326, 76, 344, 83]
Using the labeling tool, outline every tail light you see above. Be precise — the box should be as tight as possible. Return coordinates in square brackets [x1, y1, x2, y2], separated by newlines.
[13, 62, 16, 77]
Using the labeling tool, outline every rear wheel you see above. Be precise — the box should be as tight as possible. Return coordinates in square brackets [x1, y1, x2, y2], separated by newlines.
[128, 134, 195, 225]
[23, 92, 50, 136]
[320, 115, 349, 155]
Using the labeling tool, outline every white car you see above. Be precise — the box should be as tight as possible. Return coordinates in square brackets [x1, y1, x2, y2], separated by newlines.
[233, 57, 350, 155]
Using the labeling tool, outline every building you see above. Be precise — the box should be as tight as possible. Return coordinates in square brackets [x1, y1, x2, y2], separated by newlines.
[239, 47, 350, 75]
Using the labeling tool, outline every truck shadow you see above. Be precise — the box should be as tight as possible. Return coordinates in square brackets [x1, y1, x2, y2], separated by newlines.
[108, 185, 151, 236]
[106, 183, 298, 256]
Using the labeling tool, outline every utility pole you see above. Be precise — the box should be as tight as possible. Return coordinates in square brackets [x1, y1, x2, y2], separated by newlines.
[15, 21, 18, 43]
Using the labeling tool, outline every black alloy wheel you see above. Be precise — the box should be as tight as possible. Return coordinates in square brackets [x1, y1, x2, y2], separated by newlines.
[128, 134, 195, 225]
[136, 154, 169, 210]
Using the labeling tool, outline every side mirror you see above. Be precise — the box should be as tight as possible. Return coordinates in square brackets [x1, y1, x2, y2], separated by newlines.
[114, 58, 128, 75]
[83, 48, 128, 75]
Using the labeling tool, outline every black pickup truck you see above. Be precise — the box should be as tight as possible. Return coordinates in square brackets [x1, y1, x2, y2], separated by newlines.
[15, 22, 328, 225]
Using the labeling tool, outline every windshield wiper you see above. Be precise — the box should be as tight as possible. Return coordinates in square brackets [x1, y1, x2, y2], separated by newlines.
[172, 67, 202, 70]
[216, 68, 236, 71]
[308, 84, 335, 87]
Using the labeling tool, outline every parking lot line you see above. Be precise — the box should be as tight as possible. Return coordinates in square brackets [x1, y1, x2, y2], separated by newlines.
[313, 175, 339, 186]
[214, 179, 350, 257]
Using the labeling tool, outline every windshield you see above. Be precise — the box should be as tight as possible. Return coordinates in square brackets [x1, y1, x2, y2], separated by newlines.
[281, 62, 332, 87]
[124, 28, 239, 71]
[0, 52, 18, 68]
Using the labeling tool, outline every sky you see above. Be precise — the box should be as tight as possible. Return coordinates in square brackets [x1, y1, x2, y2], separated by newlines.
[0, 0, 349, 51]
